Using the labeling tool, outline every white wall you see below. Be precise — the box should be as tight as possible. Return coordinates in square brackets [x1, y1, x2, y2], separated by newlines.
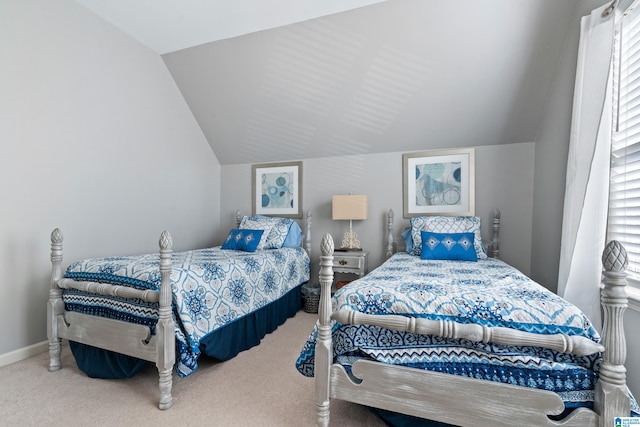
[220, 142, 535, 280]
[0, 0, 220, 355]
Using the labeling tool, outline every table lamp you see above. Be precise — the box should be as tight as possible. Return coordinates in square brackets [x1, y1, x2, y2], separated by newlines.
[332, 194, 368, 250]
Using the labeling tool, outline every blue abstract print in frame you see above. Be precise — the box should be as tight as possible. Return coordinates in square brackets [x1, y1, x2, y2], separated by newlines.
[403, 148, 475, 218]
[252, 161, 302, 218]
[415, 161, 462, 207]
[261, 171, 294, 209]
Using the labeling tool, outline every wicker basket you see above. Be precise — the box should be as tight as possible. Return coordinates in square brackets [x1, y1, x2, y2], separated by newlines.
[303, 293, 320, 314]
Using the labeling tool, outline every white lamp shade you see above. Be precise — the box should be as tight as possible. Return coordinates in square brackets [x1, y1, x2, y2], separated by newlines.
[332, 195, 368, 220]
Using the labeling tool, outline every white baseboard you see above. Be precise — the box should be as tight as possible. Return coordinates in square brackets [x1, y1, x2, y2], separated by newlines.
[0, 340, 49, 368]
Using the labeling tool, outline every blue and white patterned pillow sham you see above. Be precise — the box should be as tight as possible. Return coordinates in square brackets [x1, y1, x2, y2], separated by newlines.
[410, 216, 487, 259]
[421, 231, 477, 261]
[239, 215, 295, 250]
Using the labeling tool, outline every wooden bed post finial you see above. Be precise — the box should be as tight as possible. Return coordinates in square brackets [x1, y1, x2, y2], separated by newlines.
[51, 228, 63, 244]
[595, 240, 630, 425]
[159, 230, 173, 251]
[602, 240, 628, 272]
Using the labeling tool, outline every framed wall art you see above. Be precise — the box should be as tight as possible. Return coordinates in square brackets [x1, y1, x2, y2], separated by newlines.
[252, 161, 303, 218]
[402, 148, 475, 218]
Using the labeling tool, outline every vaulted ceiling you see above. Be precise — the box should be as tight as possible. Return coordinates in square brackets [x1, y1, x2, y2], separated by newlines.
[75, 0, 582, 165]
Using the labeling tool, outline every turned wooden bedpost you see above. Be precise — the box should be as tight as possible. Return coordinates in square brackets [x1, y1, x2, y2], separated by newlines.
[305, 209, 312, 258]
[156, 231, 175, 410]
[596, 240, 630, 425]
[490, 209, 500, 259]
[386, 209, 395, 259]
[47, 228, 65, 372]
[316, 233, 334, 427]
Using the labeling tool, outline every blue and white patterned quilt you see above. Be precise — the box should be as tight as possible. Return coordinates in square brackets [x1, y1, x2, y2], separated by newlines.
[296, 253, 640, 415]
[64, 246, 310, 377]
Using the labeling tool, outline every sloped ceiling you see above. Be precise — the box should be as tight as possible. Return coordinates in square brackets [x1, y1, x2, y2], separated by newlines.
[78, 0, 582, 165]
[73, 0, 388, 54]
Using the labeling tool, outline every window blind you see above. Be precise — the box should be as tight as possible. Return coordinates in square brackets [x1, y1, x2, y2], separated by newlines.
[609, 2, 640, 284]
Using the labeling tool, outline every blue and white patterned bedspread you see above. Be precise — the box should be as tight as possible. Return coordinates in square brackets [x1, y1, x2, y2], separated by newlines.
[64, 246, 310, 377]
[333, 253, 599, 339]
[295, 253, 639, 415]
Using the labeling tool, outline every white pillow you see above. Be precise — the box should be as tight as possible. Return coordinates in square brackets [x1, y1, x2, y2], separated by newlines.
[409, 216, 487, 259]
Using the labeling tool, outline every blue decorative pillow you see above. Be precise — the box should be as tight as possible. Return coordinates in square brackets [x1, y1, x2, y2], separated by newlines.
[221, 229, 264, 252]
[239, 215, 296, 249]
[402, 228, 413, 254]
[282, 221, 302, 247]
[410, 216, 487, 259]
[420, 231, 478, 261]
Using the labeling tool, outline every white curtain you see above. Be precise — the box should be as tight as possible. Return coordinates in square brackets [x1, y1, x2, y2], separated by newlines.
[557, 4, 615, 331]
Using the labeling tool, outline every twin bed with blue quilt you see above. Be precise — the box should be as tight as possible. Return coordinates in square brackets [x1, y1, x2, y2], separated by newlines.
[297, 210, 638, 426]
[47, 212, 311, 410]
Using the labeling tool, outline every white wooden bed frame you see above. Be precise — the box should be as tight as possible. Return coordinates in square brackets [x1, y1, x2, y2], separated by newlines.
[47, 209, 312, 410]
[315, 209, 631, 427]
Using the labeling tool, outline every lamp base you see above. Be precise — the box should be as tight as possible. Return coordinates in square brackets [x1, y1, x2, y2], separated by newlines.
[340, 228, 361, 251]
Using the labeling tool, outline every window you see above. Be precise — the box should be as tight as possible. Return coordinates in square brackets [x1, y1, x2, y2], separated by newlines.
[608, 2, 640, 286]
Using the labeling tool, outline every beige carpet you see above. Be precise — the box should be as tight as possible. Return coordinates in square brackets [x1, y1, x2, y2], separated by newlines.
[0, 310, 386, 426]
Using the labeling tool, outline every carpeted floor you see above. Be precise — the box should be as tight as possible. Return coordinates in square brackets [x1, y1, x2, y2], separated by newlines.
[0, 310, 386, 426]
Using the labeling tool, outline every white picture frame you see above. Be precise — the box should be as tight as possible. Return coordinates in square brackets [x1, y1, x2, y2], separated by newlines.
[403, 148, 475, 218]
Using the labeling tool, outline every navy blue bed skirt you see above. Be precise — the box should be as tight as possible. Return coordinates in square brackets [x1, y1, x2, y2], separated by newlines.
[69, 284, 304, 379]
[371, 408, 456, 427]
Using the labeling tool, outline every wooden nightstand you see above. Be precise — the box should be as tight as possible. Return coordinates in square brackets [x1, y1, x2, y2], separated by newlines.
[332, 250, 368, 292]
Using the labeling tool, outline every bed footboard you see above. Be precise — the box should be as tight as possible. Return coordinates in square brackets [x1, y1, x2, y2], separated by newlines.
[330, 360, 599, 427]
[331, 309, 603, 356]
[47, 229, 176, 410]
[315, 231, 631, 426]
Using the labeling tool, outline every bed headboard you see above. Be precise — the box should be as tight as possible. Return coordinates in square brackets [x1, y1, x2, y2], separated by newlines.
[384, 208, 501, 259]
[234, 209, 312, 258]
